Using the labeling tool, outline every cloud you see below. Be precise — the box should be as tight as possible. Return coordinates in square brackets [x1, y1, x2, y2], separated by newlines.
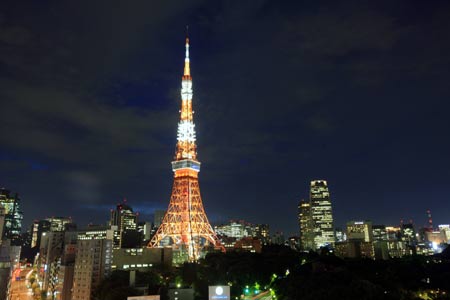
[65, 171, 102, 203]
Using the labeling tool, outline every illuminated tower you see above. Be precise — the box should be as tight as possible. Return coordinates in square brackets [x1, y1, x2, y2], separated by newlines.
[148, 35, 223, 261]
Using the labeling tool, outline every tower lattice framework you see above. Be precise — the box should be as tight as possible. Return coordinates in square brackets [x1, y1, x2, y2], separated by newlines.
[148, 35, 223, 261]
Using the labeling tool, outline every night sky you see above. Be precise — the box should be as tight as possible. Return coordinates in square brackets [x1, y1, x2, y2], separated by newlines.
[1, 1, 449, 236]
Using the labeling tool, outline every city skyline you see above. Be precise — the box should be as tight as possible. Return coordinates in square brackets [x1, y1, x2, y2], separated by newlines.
[1, 1, 450, 236]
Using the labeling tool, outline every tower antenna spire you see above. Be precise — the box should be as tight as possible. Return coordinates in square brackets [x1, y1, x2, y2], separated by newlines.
[184, 26, 190, 76]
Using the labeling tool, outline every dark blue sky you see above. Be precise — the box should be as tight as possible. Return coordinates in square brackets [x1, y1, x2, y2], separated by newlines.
[0, 1, 449, 236]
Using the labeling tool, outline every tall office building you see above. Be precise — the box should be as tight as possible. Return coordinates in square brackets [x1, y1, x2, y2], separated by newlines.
[71, 227, 114, 300]
[372, 225, 388, 241]
[138, 221, 152, 242]
[39, 231, 65, 295]
[335, 228, 347, 242]
[310, 180, 335, 249]
[0, 240, 20, 300]
[31, 217, 74, 249]
[46, 217, 73, 232]
[401, 223, 417, 255]
[253, 224, 270, 245]
[438, 225, 450, 243]
[347, 221, 373, 242]
[0, 205, 5, 243]
[71, 238, 112, 300]
[298, 199, 314, 251]
[0, 188, 23, 245]
[31, 220, 51, 248]
[110, 203, 138, 248]
[214, 220, 253, 239]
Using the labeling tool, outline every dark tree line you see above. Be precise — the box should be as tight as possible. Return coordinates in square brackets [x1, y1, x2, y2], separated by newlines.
[94, 245, 450, 300]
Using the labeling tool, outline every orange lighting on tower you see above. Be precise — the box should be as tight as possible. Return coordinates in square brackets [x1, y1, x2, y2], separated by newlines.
[148, 33, 224, 261]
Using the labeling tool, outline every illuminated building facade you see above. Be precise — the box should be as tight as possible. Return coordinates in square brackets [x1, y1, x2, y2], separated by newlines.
[298, 199, 314, 251]
[253, 224, 270, 245]
[0, 188, 23, 245]
[0, 205, 5, 242]
[148, 35, 223, 261]
[335, 240, 375, 259]
[347, 221, 373, 242]
[72, 238, 112, 300]
[234, 237, 262, 253]
[401, 223, 417, 255]
[111, 248, 172, 272]
[439, 225, 450, 243]
[272, 231, 285, 245]
[46, 217, 73, 232]
[335, 228, 347, 242]
[372, 225, 388, 241]
[215, 220, 253, 239]
[31, 217, 74, 249]
[110, 203, 138, 248]
[310, 180, 335, 249]
[70, 226, 114, 300]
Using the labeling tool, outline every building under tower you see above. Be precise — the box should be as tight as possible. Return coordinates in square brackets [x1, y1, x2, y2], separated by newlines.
[147, 34, 223, 262]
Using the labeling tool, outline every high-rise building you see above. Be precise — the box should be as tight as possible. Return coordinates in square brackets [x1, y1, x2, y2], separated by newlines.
[253, 224, 270, 245]
[298, 199, 314, 251]
[71, 238, 112, 300]
[401, 223, 417, 254]
[271, 231, 285, 245]
[31, 220, 51, 248]
[72, 227, 114, 300]
[335, 228, 347, 242]
[0, 240, 21, 300]
[386, 226, 401, 240]
[438, 225, 450, 243]
[214, 220, 253, 239]
[31, 217, 74, 249]
[0, 205, 5, 243]
[110, 203, 138, 248]
[137, 221, 152, 242]
[337, 221, 375, 259]
[310, 180, 335, 249]
[148, 35, 223, 261]
[372, 225, 388, 241]
[39, 231, 65, 295]
[0, 188, 23, 245]
[347, 221, 373, 242]
[46, 217, 73, 232]
[54, 231, 77, 300]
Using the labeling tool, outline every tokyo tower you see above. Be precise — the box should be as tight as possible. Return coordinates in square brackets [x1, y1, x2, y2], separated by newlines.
[148, 35, 224, 261]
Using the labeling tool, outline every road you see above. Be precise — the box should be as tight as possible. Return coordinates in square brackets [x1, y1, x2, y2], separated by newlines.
[253, 291, 272, 300]
[243, 291, 272, 300]
[8, 268, 33, 300]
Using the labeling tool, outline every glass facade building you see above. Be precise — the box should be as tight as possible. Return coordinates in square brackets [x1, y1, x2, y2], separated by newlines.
[0, 188, 23, 245]
[310, 180, 335, 249]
